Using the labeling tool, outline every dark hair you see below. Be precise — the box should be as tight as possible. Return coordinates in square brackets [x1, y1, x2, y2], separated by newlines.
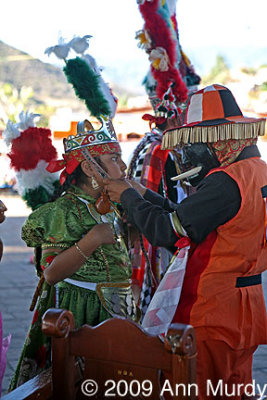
[34, 246, 43, 277]
[50, 163, 87, 201]
[94, 156, 106, 171]
[50, 156, 107, 201]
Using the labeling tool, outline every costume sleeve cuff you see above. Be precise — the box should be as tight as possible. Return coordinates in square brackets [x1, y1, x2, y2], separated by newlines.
[169, 211, 190, 247]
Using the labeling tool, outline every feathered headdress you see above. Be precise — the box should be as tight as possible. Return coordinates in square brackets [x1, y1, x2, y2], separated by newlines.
[45, 35, 117, 119]
[44, 35, 121, 185]
[136, 0, 201, 113]
[2, 112, 59, 210]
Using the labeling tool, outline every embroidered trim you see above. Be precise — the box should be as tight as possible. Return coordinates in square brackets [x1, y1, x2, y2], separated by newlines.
[96, 281, 131, 308]
[95, 281, 141, 322]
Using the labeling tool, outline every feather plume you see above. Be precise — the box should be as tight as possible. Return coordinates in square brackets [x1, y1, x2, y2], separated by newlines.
[136, 29, 152, 50]
[69, 35, 92, 54]
[22, 182, 60, 211]
[44, 37, 70, 60]
[45, 35, 117, 118]
[82, 53, 101, 74]
[8, 127, 57, 171]
[5, 114, 59, 210]
[138, 0, 188, 102]
[3, 112, 41, 147]
[63, 57, 112, 117]
[17, 111, 40, 131]
[17, 160, 59, 195]
[2, 120, 20, 147]
[149, 47, 169, 71]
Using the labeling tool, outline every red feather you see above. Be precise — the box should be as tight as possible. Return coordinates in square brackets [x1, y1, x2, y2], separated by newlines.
[139, 0, 188, 103]
[140, 0, 177, 66]
[8, 127, 58, 171]
[153, 68, 188, 103]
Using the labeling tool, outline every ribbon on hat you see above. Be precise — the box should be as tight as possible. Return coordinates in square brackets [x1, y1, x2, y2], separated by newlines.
[142, 113, 166, 129]
[46, 153, 81, 185]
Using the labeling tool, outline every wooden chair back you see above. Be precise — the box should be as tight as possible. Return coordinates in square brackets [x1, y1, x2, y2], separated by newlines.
[42, 308, 197, 400]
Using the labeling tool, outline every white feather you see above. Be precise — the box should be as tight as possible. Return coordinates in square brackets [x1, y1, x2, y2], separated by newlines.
[2, 112, 41, 147]
[44, 43, 70, 59]
[81, 54, 101, 74]
[98, 76, 117, 118]
[17, 111, 40, 131]
[16, 160, 59, 195]
[69, 35, 92, 55]
[81, 54, 117, 117]
[2, 120, 21, 147]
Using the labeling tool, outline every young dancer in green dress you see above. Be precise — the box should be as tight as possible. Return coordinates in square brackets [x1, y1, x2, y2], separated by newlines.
[9, 117, 139, 390]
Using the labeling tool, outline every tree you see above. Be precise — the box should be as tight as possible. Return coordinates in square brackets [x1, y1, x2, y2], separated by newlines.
[0, 82, 55, 130]
[201, 55, 232, 85]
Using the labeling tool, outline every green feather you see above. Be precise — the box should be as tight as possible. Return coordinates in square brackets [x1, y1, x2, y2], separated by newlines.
[22, 181, 60, 210]
[63, 57, 111, 117]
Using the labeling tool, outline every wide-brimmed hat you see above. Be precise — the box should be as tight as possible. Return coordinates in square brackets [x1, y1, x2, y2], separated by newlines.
[162, 84, 266, 149]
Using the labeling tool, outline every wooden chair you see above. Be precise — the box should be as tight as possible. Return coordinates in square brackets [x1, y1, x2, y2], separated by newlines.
[2, 309, 197, 399]
[42, 308, 197, 400]
[1, 369, 52, 400]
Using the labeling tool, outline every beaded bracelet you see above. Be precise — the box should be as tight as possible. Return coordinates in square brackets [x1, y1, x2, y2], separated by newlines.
[74, 242, 88, 261]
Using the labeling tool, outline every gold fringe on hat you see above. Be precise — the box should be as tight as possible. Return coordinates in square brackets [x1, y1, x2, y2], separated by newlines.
[161, 119, 266, 149]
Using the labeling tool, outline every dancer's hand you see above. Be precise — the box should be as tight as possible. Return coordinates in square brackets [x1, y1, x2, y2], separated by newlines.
[129, 180, 147, 196]
[103, 178, 132, 203]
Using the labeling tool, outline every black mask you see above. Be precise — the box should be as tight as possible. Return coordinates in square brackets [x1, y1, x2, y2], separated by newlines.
[180, 143, 220, 186]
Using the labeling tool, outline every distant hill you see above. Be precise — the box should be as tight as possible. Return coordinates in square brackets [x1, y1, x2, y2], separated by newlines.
[0, 41, 135, 112]
[0, 41, 84, 108]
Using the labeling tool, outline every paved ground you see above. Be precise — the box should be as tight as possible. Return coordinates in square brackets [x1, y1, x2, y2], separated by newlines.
[0, 193, 267, 397]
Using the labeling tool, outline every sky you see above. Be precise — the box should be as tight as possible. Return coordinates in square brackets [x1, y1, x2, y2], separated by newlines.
[0, 0, 267, 91]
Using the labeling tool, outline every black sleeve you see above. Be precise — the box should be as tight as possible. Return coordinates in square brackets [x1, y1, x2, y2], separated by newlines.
[121, 171, 241, 245]
[121, 188, 178, 247]
[144, 188, 178, 211]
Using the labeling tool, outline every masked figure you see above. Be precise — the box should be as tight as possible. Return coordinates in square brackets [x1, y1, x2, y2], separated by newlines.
[104, 84, 267, 400]
[128, 0, 201, 314]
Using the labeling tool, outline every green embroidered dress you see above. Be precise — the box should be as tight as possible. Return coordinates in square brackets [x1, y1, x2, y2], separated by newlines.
[9, 185, 134, 390]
